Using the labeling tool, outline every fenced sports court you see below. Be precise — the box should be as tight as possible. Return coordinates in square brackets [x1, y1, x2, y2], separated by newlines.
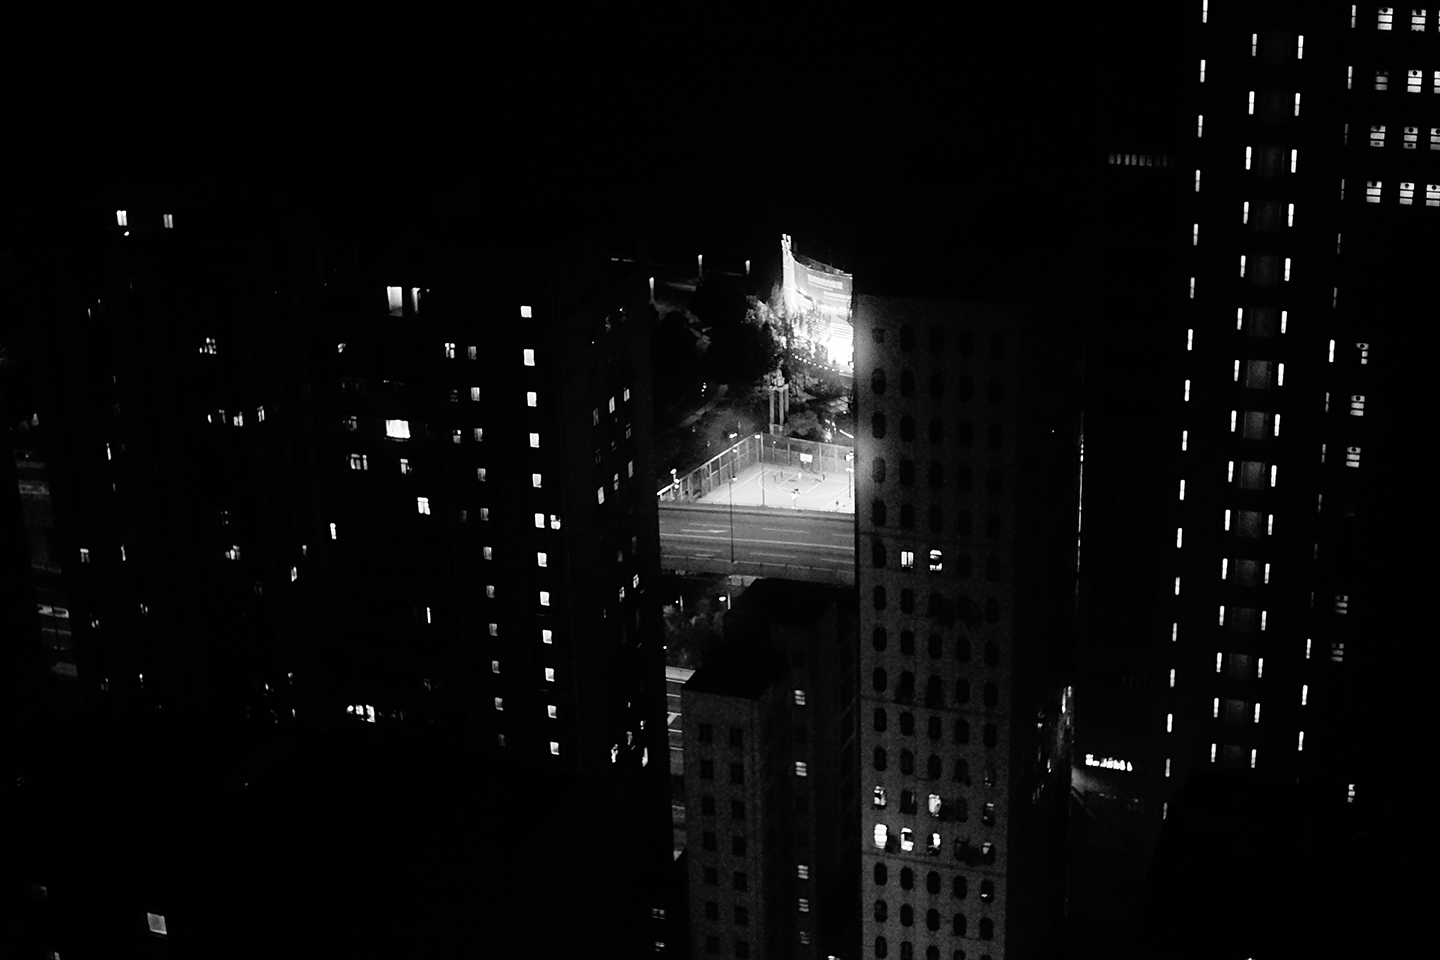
[658, 434, 855, 513]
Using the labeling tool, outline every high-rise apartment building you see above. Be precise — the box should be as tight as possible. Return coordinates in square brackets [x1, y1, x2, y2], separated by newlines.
[683, 579, 859, 960]
[1068, 1, 1434, 948]
[851, 215, 1082, 960]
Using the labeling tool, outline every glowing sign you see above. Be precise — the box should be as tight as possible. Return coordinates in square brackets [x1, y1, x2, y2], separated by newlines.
[781, 234, 853, 369]
[1084, 753, 1133, 771]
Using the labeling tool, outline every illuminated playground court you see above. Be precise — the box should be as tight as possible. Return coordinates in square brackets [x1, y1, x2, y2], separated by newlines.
[695, 461, 853, 513]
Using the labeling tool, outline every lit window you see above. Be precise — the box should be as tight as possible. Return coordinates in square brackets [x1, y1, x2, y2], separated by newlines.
[1298, 731, 1305, 751]
[417, 497, 430, 515]
[596, 487, 605, 504]
[1166, 713, 1173, 732]
[1400, 182, 1415, 204]
[1294, 93, 1301, 116]
[1254, 703, 1262, 723]
[540, 591, 551, 607]
[550, 741, 560, 755]
[147, 912, 167, 936]
[483, 546, 493, 560]
[1372, 124, 1387, 147]
[1290, 149, 1298, 173]
[80, 546, 91, 563]
[929, 549, 943, 572]
[1348, 65, 1354, 89]
[1250, 32, 1257, 55]
[628, 460, 634, 478]
[542, 628, 554, 644]
[795, 762, 809, 777]
[1195, 169, 1201, 192]
[225, 545, 241, 561]
[1179, 480, 1186, 500]
[1166, 758, 1172, 777]
[544, 667, 555, 682]
[1181, 430, 1188, 451]
[1284, 258, 1292, 281]
[470, 387, 481, 402]
[1211, 743, 1217, 763]
[1197, 114, 1204, 137]
[1346, 446, 1362, 468]
[1379, 6, 1394, 29]
[1199, 59, 1206, 82]
[201, 336, 218, 355]
[534, 513, 545, 528]
[550, 514, 561, 530]
[1405, 126, 1419, 149]
[900, 550, 915, 569]
[1297, 34, 1304, 58]
[478, 468, 487, 482]
[387, 286, 403, 313]
[1350, 395, 1366, 416]
[874, 824, 888, 849]
[1176, 529, 1183, 548]
[1367, 180, 1383, 203]
[1247, 90, 1255, 114]
[798, 864, 810, 879]
[526, 391, 538, 408]
[452, 430, 462, 444]
[494, 697, 503, 711]
[609, 396, 616, 414]
[1287, 203, 1295, 227]
[488, 622, 498, 636]
[479, 507, 490, 521]
[532, 473, 542, 489]
[399, 458, 412, 475]
[529, 433, 540, 448]
[523, 348, 535, 366]
[1169, 669, 1176, 688]
[537, 552, 548, 568]
[1377, 70, 1389, 90]
[794, 689, 806, 706]
[900, 828, 914, 852]
[1414, 9, 1428, 29]
[1239, 255, 1247, 277]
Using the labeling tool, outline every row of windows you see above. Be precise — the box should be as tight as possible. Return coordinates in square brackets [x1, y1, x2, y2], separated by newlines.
[872, 631, 1000, 665]
[872, 907, 997, 938]
[870, 462, 1004, 495]
[871, 370, 1003, 402]
[870, 327, 1003, 359]
[871, 415, 1004, 448]
[872, 788, 998, 826]
[871, 588, 1003, 622]
[1367, 125, 1440, 149]
[1372, 6, 1433, 31]
[872, 825, 998, 865]
[115, 210, 173, 229]
[871, 500, 1001, 532]
[1364, 181, 1440, 205]
[874, 544, 1002, 579]
[696, 724, 746, 747]
[872, 673, 1001, 709]
[872, 730, 999, 766]
[1357, 68, 1440, 92]
[872, 941, 993, 960]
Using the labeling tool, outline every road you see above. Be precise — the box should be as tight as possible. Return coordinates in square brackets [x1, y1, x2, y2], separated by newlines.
[658, 502, 855, 585]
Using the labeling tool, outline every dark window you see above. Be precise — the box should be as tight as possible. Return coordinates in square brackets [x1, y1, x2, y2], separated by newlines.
[900, 459, 914, 485]
[984, 641, 998, 666]
[705, 901, 719, 920]
[957, 552, 971, 577]
[703, 831, 717, 850]
[873, 414, 886, 439]
[930, 419, 944, 444]
[929, 505, 943, 531]
[874, 708, 888, 731]
[930, 327, 945, 353]
[875, 900, 889, 922]
[955, 719, 970, 743]
[876, 936, 889, 959]
[988, 380, 1004, 403]
[956, 637, 971, 662]
[900, 504, 914, 529]
[875, 862, 888, 885]
[873, 327, 885, 344]
[873, 370, 887, 395]
[926, 676, 943, 707]
[958, 466, 972, 492]
[731, 800, 745, 819]
[900, 867, 914, 890]
[701, 760, 715, 780]
[955, 678, 971, 703]
[901, 630, 915, 655]
[901, 749, 915, 775]
[730, 764, 744, 785]
[733, 872, 747, 891]
[704, 866, 717, 885]
[900, 712, 915, 736]
[927, 634, 943, 659]
[735, 905, 748, 925]
[898, 671, 915, 701]
[930, 373, 945, 398]
[989, 333, 1005, 359]
[958, 376, 973, 401]
[874, 586, 887, 610]
[901, 326, 915, 351]
[873, 458, 887, 483]
[980, 918, 994, 940]
[987, 424, 1002, 450]
[958, 510, 972, 534]
[986, 469, 1001, 495]
[901, 905, 914, 927]
[927, 754, 942, 779]
[901, 944, 914, 960]
[983, 683, 998, 708]
[901, 789, 917, 814]
[928, 591, 944, 618]
[874, 541, 888, 568]
[901, 589, 915, 614]
[958, 330, 974, 356]
[929, 463, 943, 489]
[957, 421, 973, 447]
[980, 880, 994, 902]
[985, 556, 1000, 581]
[729, 728, 743, 748]
[699, 724, 713, 743]
[874, 668, 888, 692]
[901, 416, 914, 441]
[953, 758, 969, 783]
[900, 370, 915, 396]
[986, 513, 1000, 537]
[702, 795, 716, 815]
[873, 500, 887, 526]
[873, 627, 888, 651]
[874, 747, 888, 770]
[983, 724, 997, 748]
[706, 935, 719, 954]
[953, 913, 967, 936]
[985, 599, 1000, 624]
[927, 909, 941, 932]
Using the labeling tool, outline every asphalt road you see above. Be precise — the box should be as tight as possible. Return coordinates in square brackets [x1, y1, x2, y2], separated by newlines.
[658, 502, 855, 585]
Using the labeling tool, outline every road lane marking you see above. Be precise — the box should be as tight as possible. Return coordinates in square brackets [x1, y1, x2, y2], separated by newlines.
[660, 534, 851, 552]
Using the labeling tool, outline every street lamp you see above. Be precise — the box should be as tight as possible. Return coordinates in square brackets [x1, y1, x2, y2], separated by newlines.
[671, 467, 678, 499]
[728, 476, 736, 569]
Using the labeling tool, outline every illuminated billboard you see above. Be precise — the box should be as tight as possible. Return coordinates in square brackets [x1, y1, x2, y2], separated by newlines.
[781, 234, 853, 370]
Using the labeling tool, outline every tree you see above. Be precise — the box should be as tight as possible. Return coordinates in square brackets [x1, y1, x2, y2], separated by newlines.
[783, 408, 824, 441]
[689, 274, 748, 332]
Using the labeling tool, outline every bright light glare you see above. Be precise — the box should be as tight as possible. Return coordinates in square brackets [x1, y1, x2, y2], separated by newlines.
[385, 419, 410, 439]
